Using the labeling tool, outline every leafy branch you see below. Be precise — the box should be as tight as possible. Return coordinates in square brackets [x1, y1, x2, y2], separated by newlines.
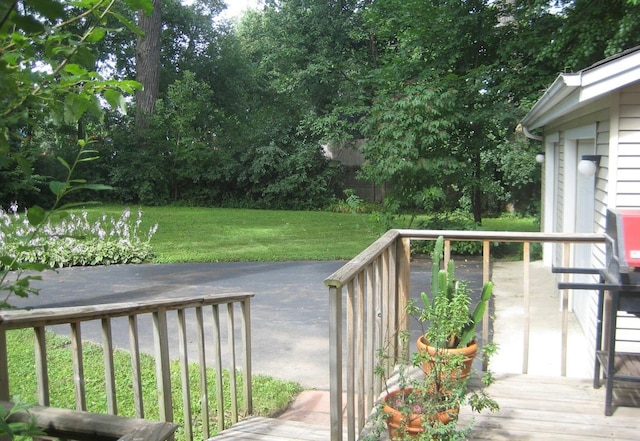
[0, 141, 112, 309]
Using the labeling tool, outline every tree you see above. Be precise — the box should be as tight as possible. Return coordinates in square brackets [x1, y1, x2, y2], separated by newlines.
[357, 0, 514, 223]
[135, 0, 162, 128]
[539, 0, 640, 72]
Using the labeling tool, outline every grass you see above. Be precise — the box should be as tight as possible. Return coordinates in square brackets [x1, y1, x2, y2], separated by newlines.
[6, 328, 302, 440]
[82, 206, 386, 263]
[481, 216, 540, 232]
[82, 206, 539, 263]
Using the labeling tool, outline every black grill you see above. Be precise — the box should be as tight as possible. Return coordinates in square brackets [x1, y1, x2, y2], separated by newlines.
[553, 208, 640, 416]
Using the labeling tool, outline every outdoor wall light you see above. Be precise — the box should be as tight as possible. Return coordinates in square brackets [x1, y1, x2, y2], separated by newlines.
[578, 155, 601, 177]
[535, 152, 545, 163]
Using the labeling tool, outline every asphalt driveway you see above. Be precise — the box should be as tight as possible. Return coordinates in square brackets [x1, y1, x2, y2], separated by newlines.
[10, 259, 484, 389]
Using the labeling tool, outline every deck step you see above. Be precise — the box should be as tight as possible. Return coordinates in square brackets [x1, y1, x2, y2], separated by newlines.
[210, 416, 331, 440]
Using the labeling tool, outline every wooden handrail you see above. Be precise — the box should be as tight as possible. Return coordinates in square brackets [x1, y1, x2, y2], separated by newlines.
[325, 230, 605, 288]
[0, 293, 253, 328]
[1, 400, 177, 441]
[326, 229, 607, 441]
[0, 293, 254, 440]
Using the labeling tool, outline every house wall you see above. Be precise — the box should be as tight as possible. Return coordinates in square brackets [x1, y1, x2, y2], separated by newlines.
[542, 83, 640, 365]
[613, 84, 640, 352]
[617, 83, 640, 208]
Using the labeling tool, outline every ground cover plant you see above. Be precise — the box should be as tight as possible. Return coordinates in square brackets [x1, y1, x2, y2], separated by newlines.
[5, 328, 302, 441]
[0, 206, 158, 268]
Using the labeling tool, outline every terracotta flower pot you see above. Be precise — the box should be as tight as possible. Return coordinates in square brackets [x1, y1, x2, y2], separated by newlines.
[382, 388, 458, 439]
[416, 336, 478, 381]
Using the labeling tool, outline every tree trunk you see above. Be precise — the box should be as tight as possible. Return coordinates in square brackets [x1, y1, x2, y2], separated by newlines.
[135, 0, 162, 130]
[472, 154, 482, 224]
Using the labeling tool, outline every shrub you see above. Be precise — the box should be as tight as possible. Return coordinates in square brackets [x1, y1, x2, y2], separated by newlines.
[0, 207, 158, 269]
[412, 212, 483, 256]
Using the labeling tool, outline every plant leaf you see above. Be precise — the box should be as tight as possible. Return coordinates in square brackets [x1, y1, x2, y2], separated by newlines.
[26, 206, 46, 226]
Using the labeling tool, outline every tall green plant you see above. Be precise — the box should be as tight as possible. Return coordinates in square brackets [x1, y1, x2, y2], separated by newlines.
[410, 236, 493, 349]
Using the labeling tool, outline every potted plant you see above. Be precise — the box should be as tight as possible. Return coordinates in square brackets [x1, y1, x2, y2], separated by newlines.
[362, 235, 499, 440]
[410, 236, 493, 381]
[363, 331, 498, 440]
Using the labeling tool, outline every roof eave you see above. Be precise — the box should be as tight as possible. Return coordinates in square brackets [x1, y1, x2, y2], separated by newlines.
[521, 73, 580, 131]
[521, 47, 640, 133]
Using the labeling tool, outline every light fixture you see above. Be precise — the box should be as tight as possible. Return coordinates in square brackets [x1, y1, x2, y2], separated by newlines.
[535, 152, 545, 163]
[578, 155, 601, 177]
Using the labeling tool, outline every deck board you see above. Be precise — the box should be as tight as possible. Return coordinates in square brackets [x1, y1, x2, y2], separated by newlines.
[210, 417, 332, 440]
[459, 374, 640, 440]
[211, 374, 640, 440]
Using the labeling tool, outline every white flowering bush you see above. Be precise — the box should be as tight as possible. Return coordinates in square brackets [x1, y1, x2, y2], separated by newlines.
[0, 206, 158, 268]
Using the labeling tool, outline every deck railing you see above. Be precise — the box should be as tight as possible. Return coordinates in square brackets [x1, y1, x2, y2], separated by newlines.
[0, 293, 253, 440]
[325, 229, 606, 441]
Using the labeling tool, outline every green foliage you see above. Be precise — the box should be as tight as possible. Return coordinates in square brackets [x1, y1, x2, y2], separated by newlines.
[0, 0, 154, 308]
[237, 141, 342, 210]
[0, 398, 45, 438]
[413, 213, 483, 256]
[103, 132, 172, 205]
[149, 70, 225, 203]
[359, 81, 459, 216]
[0, 140, 118, 308]
[0, 207, 157, 270]
[539, 0, 640, 71]
[362, 237, 498, 439]
[364, 330, 498, 441]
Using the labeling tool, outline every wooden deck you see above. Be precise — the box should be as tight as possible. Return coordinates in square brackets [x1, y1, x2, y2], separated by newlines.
[212, 374, 640, 440]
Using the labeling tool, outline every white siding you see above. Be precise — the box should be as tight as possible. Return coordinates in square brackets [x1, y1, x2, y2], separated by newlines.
[595, 123, 609, 234]
[614, 85, 640, 351]
[555, 142, 565, 236]
[617, 85, 640, 210]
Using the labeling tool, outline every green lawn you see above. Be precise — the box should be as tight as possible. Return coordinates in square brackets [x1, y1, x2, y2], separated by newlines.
[85, 206, 539, 263]
[86, 206, 386, 263]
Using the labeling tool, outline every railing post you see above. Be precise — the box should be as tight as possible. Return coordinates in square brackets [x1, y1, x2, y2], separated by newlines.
[102, 318, 117, 415]
[70, 323, 86, 411]
[34, 326, 50, 407]
[482, 240, 491, 372]
[346, 280, 355, 441]
[212, 304, 225, 432]
[356, 272, 365, 436]
[226, 303, 238, 424]
[0, 330, 8, 401]
[329, 285, 343, 441]
[241, 298, 253, 416]
[396, 237, 411, 361]
[522, 241, 531, 374]
[561, 242, 571, 376]
[177, 309, 193, 441]
[152, 308, 173, 424]
[194, 307, 209, 437]
[128, 315, 144, 418]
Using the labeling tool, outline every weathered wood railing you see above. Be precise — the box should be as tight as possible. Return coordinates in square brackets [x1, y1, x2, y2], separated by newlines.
[325, 230, 606, 441]
[0, 399, 178, 440]
[0, 293, 253, 440]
